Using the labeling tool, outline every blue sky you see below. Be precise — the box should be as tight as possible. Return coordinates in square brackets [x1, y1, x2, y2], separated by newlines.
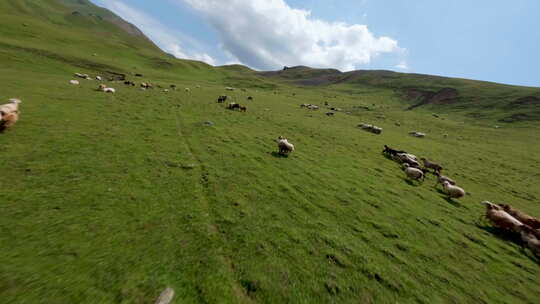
[90, 0, 540, 87]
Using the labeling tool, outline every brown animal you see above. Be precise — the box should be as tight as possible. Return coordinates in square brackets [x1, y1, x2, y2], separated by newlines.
[433, 172, 456, 187]
[421, 158, 443, 173]
[0, 111, 19, 132]
[482, 201, 523, 232]
[498, 204, 540, 229]
[239, 106, 247, 112]
[518, 225, 540, 256]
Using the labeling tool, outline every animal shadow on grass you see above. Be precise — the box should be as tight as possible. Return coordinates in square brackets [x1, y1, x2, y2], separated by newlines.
[271, 151, 289, 158]
[382, 153, 393, 161]
[435, 188, 462, 208]
[475, 221, 540, 265]
[403, 178, 422, 187]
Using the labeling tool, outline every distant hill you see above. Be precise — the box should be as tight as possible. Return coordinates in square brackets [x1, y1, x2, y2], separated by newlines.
[58, 0, 155, 42]
[0, 0, 217, 81]
[258, 66, 540, 122]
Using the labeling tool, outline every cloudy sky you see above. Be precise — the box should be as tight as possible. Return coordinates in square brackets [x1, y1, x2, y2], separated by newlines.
[89, 0, 540, 87]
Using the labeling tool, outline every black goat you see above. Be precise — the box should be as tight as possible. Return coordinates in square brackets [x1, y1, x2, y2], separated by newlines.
[382, 145, 406, 156]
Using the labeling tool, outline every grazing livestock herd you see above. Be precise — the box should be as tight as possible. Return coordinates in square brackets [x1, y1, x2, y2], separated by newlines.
[482, 202, 540, 255]
[383, 143, 539, 256]
[3, 72, 538, 260]
[383, 144, 466, 199]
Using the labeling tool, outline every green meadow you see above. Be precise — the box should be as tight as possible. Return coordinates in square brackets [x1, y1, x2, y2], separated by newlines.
[1, 1, 539, 303]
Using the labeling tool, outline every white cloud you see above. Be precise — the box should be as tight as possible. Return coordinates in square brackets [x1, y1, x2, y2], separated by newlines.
[395, 61, 409, 70]
[191, 53, 217, 66]
[102, 0, 217, 65]
[180, 0, 402, 71]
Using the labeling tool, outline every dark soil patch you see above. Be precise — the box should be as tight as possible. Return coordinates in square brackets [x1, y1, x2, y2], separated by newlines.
[498, 113, 532, 123]
[509, 96, 540, 107]
[404, 87, 459, 110]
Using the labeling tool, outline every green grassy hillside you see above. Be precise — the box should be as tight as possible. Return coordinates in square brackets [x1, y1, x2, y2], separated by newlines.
[1, 1, 539, 303]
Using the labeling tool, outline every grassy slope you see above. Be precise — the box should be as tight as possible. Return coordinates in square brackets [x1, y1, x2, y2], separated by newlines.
[1, 1, 540, 303]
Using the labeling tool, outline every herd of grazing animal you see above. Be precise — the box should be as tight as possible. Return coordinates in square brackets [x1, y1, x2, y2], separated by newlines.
[382, 144, 466, 199]
[7, 74, 539, 258]
[482, 202, 540, 256]
[72, 72, 201, 94]
[216, 90, 253, 111]
[384, 144, 538, 257]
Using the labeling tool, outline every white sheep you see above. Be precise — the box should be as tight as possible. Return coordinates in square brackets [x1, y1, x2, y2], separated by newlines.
[442, 181, 465, 199]
[70, 80, 80, 85]
[103, 87, 116, 93]
[276, 136, 295, 154]
[402, 163, 424, 181]
[185, 88, 191, 92]
[371, 126, 382, 134]
[359, 123, 372, 130]
[0, 98, 22, 116]
[96, 76, 102, 81]
[396, 153, 420, 167]
[409, 131, 426, 138]
[482, 201, 523, 232]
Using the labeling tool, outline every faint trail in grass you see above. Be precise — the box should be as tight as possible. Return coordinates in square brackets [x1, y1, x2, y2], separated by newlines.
[166, 91, 252, 303]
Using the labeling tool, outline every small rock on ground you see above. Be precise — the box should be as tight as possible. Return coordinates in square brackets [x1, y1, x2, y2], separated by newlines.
[155, 287, 175, 304]
[181, 164, 197, 169]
